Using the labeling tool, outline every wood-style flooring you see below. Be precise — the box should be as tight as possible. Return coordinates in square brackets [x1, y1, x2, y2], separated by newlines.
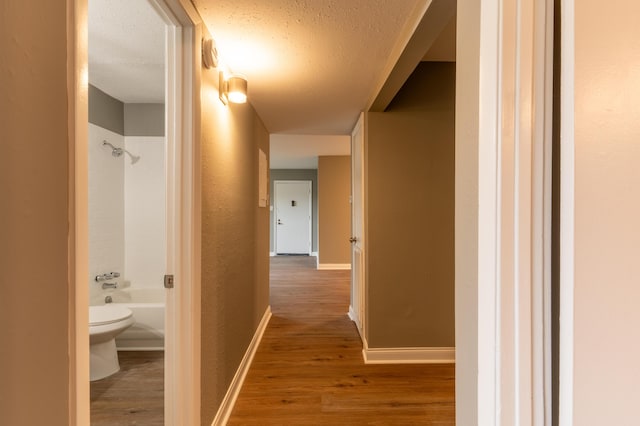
[227, 255, 455, 425]
[90, 351, 163, 425]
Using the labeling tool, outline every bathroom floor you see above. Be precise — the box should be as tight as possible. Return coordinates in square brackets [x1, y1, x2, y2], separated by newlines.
[90, 351, 163, 425]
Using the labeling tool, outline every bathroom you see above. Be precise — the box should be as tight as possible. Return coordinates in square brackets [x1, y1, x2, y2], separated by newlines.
[88, 0, 167, 423]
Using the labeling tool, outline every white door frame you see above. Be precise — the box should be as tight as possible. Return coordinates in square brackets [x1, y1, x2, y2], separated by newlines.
[72, 0, 201, 424]
[273, 180, 312, 255]
[349, 113, 366, 339]
[456, 0, 554, 423]
[149, 1, 200, 424]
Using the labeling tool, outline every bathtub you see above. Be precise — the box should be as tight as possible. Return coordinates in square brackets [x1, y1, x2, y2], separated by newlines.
[110, 287, 165, 350]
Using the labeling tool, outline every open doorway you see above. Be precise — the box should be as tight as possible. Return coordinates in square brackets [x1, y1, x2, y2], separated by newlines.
[87, 0, 167, 422]
[81, 0, 198, 424]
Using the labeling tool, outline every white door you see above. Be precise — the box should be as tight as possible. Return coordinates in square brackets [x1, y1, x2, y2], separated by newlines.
[275, 181, 312, 254]
[350, 113, 365, 336]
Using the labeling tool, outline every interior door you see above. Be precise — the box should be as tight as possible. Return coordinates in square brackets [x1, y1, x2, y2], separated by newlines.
[350, 113, 365, 336]
[275, 181, 312, 254]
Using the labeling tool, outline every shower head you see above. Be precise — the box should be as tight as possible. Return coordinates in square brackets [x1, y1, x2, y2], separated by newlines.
[127, 153, 141, 165]
[102, 140, 123, 157]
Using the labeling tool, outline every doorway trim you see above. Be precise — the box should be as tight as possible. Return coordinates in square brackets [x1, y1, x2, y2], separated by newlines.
[148, 1, 200, 424]
[456, 0, 555, 423]
[72, 0, 201, 424]
[273, 180, 313, 255]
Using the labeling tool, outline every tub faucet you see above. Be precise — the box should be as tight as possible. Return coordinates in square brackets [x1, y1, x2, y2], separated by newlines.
[95, 272, 120, 282]
[105, 296, 113, 304]
[102, 282, 118, 290]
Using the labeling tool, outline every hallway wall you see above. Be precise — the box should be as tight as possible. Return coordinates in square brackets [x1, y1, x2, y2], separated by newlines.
[573, 1, 640, 423]
[0, 2, 73, 424]
[318, 156, 351, 265]
[365, 62, 455, 348]
[199, 27, 270, 423]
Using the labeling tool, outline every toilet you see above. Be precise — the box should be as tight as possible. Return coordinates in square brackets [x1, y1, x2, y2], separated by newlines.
[89, 305, 135, 381]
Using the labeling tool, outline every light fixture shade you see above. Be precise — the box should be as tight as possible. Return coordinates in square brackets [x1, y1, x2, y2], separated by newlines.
[227, 76, 248, 104]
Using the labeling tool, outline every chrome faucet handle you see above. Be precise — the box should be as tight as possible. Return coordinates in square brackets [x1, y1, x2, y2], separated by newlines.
[95, 272, 121, 281]
[102, 282, 118, 290]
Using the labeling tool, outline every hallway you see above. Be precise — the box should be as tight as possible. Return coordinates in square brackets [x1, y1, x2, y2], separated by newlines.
[227, 256, 455, 424]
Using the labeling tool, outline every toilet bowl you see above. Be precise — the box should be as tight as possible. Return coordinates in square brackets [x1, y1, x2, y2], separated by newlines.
[89, 305, 134, 381]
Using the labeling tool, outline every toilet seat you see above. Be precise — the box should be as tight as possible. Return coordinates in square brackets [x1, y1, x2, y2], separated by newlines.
[90, 305, 133, 327]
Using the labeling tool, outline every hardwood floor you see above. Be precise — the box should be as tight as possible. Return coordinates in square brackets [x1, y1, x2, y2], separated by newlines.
[227, 256, 455, 425]
[90, 351, 164, 425]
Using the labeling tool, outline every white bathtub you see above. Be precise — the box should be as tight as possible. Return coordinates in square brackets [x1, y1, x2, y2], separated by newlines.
[110, 287, 165, 350]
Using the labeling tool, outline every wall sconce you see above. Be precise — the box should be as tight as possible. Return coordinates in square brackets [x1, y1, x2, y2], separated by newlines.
[219, 71, 248, 105]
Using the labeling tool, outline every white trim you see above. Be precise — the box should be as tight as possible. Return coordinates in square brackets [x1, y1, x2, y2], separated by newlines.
[559, 0, 575, 424]
[211, 307, 272, 426]
[269, 251, 276, 257]
[310, 251, 318, 257]
[363, 347, 455, 364]
[317, 263, 351, 270]
[350, 113, 366, 343]
[456, 0, 554, 423]
[475, 0, 501, 422]
[71, 1, 90, 423]
[144, 2, 200, 424]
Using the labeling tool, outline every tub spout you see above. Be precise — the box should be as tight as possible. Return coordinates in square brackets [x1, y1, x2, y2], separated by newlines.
[102, 282, 118, 290]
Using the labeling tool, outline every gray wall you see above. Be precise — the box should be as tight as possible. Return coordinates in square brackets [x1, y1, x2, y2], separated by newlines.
[270, 169, 318, 253]
[89, 84, 124, 135]
[89, 84, 164, 137]
[124, 103, 165, 136]
[366, 62, 455, 348]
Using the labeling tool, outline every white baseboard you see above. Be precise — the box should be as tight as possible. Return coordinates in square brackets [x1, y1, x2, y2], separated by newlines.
[317, 263, 351, 270]
[269, 251, 276, 257]
[211, 306, 272, 425]
[310, 251, 318, 257]
[363, 346, 455, 364]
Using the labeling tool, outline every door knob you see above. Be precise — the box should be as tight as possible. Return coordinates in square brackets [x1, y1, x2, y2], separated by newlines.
[349, 237, 357, 243]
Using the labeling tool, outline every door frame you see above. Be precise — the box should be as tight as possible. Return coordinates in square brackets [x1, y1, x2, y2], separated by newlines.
[273, 180, 312, 255]
[456, 0, 554, 423]
[71, 0, 201, 424]
[349, 113, 366, 338]
[149, 1, 200, 424]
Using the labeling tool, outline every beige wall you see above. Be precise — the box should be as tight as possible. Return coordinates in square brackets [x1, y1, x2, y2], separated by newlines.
[365, 62, 455, 348]
[318, 156, 351, 265]
[0, 8, 269, 424]
[573, 1, 640, 423]
[0, 1, 73, 424]
[198, 28, 270, 424]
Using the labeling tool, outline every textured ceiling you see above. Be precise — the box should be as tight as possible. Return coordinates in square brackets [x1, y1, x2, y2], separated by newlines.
[87, 0, 453, 167]
[88, 0, 165, 103]
[195, 0, 424, 135]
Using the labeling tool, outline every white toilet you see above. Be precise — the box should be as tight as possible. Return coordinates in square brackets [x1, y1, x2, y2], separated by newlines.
[89, 305, 134, 381]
